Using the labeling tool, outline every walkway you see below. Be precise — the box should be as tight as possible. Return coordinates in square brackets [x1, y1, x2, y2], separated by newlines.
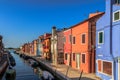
[35, 57, 101, 80]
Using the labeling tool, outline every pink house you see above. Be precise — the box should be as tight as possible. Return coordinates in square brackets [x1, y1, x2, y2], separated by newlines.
[63, 28, 72, 66]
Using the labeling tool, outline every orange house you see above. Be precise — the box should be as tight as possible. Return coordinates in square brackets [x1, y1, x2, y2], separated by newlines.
[71, 12, 104, 73]
[32, 39, 37, 56]
[43, 33, 51, 60]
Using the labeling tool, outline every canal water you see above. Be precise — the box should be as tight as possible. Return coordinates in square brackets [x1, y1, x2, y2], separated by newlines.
[3, 51, 41, 80]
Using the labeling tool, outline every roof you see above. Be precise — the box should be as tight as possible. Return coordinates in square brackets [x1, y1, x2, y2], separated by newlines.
[70, 12, 104, 28]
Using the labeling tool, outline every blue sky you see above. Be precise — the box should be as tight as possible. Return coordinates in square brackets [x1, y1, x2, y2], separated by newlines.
[0, 0, 105, 48]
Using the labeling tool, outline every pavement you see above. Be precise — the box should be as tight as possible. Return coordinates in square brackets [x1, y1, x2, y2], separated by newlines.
[35, 57, 101, 80]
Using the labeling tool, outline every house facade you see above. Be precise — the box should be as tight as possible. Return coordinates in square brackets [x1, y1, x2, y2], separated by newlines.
[71, 12, 104, 73]
[57, 29, 64, 64]
[63, 28, 72, 66]
[33, 40, 37, 56]
[38, 35, 44, 56]
[51, 27, 57, 65]
[51, 27, 64, 64]
[96, 0, 120, 80]
[43, 33, 51, 60]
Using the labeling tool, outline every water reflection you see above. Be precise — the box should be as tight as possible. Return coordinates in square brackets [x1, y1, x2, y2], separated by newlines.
[9, 51, 41, 80]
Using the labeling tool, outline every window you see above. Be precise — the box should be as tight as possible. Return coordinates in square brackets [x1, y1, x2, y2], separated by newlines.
[82, 54, 85, 63]
[69, 35, 72, 43]
[97, 60, 112, 76]
[98, 31, 104, 44]
[114, 11, 120, 21]
[103, 61, 112, 76]
[73, 53, 75, 61]
[114, 0, 120, 4]
[73, 37, 75, 44]
[98, 60, 102, 72]
[81, 34, 86, 44]
[63, 37, 66, 43]
[65, 54, 67, 60]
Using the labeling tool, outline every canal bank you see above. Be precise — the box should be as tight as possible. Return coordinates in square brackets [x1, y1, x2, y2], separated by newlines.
[17, 51, 101, 80]
[31, 57, 101, 80]
[0, 53, 8, 80]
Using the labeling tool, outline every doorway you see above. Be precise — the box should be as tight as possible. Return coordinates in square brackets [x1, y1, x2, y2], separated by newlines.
[76, 54, 80, 69]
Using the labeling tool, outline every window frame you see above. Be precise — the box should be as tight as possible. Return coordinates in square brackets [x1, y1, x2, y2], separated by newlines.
[81, 33, 86, 44]
[69, 35, 72, 43]
[113, 10, 120, 22]
[65, 53, 67, 60]
[81, 53, 86, 64]
[73, 53, 76, 61]
[98, 31, 104, 45]
[72, 36, 76, 44]
[97, 59, 113, 77]
[63, 37, 66, 43]
[97, 60, 102, 72]
[114, 0, 120, 4]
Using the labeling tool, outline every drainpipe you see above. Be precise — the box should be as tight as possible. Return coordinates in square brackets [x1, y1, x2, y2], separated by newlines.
[110, 0, 115, 80]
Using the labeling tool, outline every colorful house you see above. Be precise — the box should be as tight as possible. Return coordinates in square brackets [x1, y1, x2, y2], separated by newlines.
[31, 41, 34, 56]
[96, 0, 120, 80]
[43, 33, 51, 60]
[63, 28, 72, 66]
[36, 39, 40, 56]
[38, 35, 44, 56]
[51, 27, 57, 65]
[32, 40, 37, 56]
[51, 27, 65, 65]
[71, 12, 104, 73]
[57, 29, 64, 64]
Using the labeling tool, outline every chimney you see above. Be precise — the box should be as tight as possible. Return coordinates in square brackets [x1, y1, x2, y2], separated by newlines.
[52, 26, 56, 36]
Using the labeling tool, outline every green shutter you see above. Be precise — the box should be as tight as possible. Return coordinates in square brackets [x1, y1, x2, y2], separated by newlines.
[99, 32, 103, 44]
[114, 11, 119, 21]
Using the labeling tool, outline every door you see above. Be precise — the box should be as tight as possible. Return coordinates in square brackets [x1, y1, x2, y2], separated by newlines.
[76, 54, 80, 69]
[67, 54, 70, 66]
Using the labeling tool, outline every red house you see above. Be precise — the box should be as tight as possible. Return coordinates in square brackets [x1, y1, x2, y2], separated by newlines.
[63, 28, 72, 66]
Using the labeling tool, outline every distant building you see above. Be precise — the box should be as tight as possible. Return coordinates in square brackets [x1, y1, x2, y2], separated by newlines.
[57, 29, 64, 64]
[51, 27, 64, 65]
[33, 40, 37, 56]
[51, 27, 57, 65]
[43, 33, 51, 60]
[38, 35, 44, 56]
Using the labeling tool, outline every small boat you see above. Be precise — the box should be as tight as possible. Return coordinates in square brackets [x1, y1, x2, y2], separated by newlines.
[31, 61, 39, 68]
[5, 66, 16, 80]
[19, 54, 23, 57]
[41, 71, 54, 80]
[9, 54, 16, 67]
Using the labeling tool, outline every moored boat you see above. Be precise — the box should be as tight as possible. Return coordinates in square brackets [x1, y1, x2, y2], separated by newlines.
[41, 71, 54, 80]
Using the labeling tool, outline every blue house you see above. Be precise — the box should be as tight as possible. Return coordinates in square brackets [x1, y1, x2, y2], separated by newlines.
[96, 0, 120, 80]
